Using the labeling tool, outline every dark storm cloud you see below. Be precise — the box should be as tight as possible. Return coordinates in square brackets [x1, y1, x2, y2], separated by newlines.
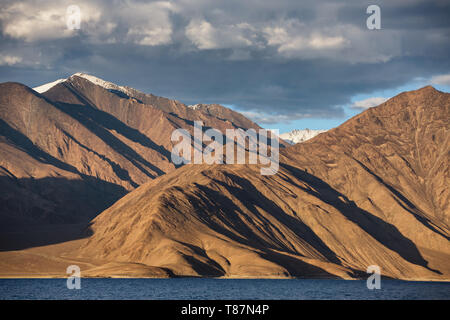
[0, 0, 449, 124]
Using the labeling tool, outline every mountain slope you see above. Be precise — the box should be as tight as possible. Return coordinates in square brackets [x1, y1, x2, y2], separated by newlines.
[0, 74, 260, 230]
[78, 86, 450, 280]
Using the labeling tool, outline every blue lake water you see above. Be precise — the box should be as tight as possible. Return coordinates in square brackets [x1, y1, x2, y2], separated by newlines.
[0, 278, 448, 300]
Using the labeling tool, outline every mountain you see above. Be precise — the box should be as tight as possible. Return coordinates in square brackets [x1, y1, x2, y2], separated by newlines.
[77, 86, 450, 280]
[280, 129, 327, 144]
[38, 73, 258, 130]
[0, 73, 260, 232]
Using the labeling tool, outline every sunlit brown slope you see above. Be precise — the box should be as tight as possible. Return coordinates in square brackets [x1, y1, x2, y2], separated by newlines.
[0, 75, 260, 231]
[79, 86, 450, 280]
[0, 82, 126, 229]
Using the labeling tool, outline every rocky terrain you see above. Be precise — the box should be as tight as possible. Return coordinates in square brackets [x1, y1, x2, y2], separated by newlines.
[0, 74, 260, 232]
[0, 79, 448, 280]
[78, 86, 449, 280]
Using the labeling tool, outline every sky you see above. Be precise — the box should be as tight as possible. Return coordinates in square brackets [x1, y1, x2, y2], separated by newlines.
[0, 0, 449, 133]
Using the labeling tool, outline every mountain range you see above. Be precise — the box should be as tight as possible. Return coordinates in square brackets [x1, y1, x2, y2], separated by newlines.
[0, 73, 259, 231]
[0, 75, 448, 280]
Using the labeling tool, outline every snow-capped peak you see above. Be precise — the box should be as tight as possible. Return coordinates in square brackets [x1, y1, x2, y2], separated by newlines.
[70, 73, 134, 96]
[32, 72, 137, 96]
[187, 104, 202, 110]
[279, 128, 327, 145]
[33, 78, 66, 93]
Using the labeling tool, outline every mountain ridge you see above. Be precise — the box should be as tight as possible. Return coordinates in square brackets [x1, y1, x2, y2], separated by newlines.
[76, 85, 450, 279]
[0, 74, 261, 231]
[0, 80, 448, 280]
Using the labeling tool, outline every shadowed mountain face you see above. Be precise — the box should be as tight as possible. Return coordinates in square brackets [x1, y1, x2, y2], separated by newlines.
[79, 86, 450, 280]
[0, 76, 260, 230]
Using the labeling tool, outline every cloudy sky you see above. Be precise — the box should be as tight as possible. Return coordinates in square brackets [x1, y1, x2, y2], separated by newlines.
[1, 0, 449, 132]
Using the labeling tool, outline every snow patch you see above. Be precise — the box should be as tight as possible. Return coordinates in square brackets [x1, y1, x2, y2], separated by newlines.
[32, 72, 138, 97]
[280, 129, 327, 144]
[70, 73, 133, 97]
[187, 104, 202, 110]
[33, 79, 66, 93]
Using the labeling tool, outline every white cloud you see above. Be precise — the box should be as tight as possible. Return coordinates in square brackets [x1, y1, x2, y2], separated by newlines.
[185, 19, 254, 50]
[123, 1, 176, 46]
[263, 19, 348, 57]
[0, 1, 101, 41]
[430, 74, 450, 86]
[351, 97, 388, 109]
[276, 34, 347, 53]
[308, 33, 347, 49]
[127, 26, 172, 46]
[262, 19, 402, 62]
[185, 20, 216, 49]
[0, 55, 22, 66]
[0, 1, 174, 46]
[0, 1, 405, 62]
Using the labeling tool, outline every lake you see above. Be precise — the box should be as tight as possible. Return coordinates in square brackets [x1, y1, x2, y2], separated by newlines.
[0, 278, 448, 300]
